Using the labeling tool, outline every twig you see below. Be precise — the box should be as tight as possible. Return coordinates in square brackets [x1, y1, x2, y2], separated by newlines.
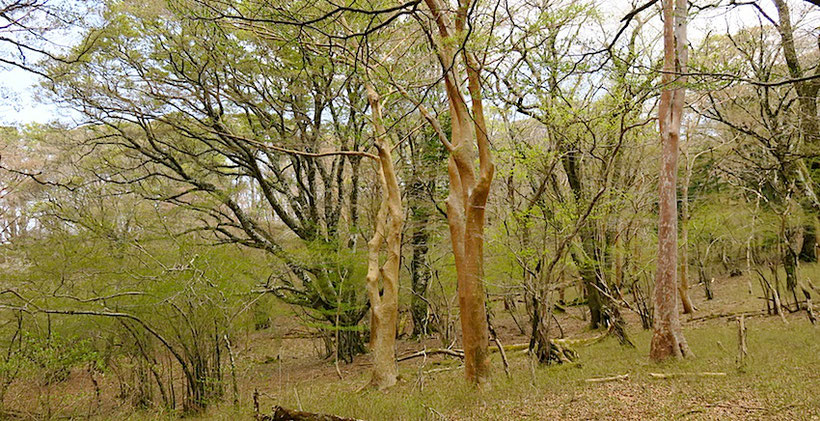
[422, 404, 447, 420]
[424, 365, 464, 374]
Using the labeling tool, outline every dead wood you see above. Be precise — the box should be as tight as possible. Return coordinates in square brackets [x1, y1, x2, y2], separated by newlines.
[553, 331, 608, 347]
[258, 406, 363, 421]
[649, 372, 726, 379]
[686, 310, 766, 322]
[397, 341, 577, 364]
[397, 348, 464, 362]
[585, 374, 629, 383]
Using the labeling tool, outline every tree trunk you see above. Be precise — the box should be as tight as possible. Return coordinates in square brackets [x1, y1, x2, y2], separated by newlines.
[679, 145, 695, 314]
[799, 220, 817, 262]
[783, 228, 800, 308]
[363, 86, 404, 389]
[573, 239, 603, 328]
[650, 0, 692, 362]
[409, 180, 432, 337]
[420, 0, 495, 385]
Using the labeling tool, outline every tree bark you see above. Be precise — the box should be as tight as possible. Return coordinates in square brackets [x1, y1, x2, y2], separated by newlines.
[799, 220, 817, 262]
[409, 184, 432, 337]
[363, 85, 404, 389]
[650, 0, 692, 361]
[679, 145, 695, 314]
[420, 0, 495, 386]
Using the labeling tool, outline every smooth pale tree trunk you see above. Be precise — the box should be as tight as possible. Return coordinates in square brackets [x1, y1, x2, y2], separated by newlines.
[650, 0, 692, 361]
[364, 86, 404, 389]
[420, 0, 494, 385]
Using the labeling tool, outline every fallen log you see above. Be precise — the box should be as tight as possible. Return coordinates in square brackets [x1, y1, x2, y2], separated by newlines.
[259, 405, 363, 421]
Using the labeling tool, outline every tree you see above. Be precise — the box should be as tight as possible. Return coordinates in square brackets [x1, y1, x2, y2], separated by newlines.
[47, 1, 376, 361]
[413, 0, 495, 385]
[693, 7, 819, 309]
[650, 0, 691, 361]
[494, 0, 656, 349]
[772, 0, 820, 265]
[362, 83, 403, 389]
[0, 0, 91, 77]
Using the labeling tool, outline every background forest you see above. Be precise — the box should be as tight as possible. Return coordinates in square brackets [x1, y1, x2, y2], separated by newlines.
[0, 0, 818, 419]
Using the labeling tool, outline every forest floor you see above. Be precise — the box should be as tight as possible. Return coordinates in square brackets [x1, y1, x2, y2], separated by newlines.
[6, 270, 820, 420]
[209, 270, 819, 421]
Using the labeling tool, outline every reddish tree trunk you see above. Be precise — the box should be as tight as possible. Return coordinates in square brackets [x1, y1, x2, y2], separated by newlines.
[650, 0, 692, 361]
[419, 0, 494, 385]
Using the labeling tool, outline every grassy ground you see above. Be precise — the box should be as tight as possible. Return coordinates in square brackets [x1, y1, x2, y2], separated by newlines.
[184, 272, 819, 421]
[222, 320, 817, 420]
[4, 270, 818, 420]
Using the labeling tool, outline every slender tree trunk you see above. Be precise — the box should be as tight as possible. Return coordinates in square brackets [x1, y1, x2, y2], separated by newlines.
[783, 226, 800, 302]
[799, 220, 817, 263]
[363, 86, 404, 389]
[650, 0, 692, 361]
[614, 226, 624, 299]
[679, 156, 695, 314]
[409, 183, 432, 337]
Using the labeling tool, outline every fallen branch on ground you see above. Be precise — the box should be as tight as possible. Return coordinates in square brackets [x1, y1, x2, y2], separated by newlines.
[399, 339, 588, 364]
[649, 372, 726, 379]
[585, 374, 629, 383]
[397, 348, 464, 362]
[554, 331, 608, 347]
[687, 310, 766, 322]
[424, 365, 464, 374]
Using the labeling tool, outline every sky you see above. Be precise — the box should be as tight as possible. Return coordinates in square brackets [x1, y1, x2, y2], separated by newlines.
[0, 67, 63, 126]
[0, 0, 816, 127]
